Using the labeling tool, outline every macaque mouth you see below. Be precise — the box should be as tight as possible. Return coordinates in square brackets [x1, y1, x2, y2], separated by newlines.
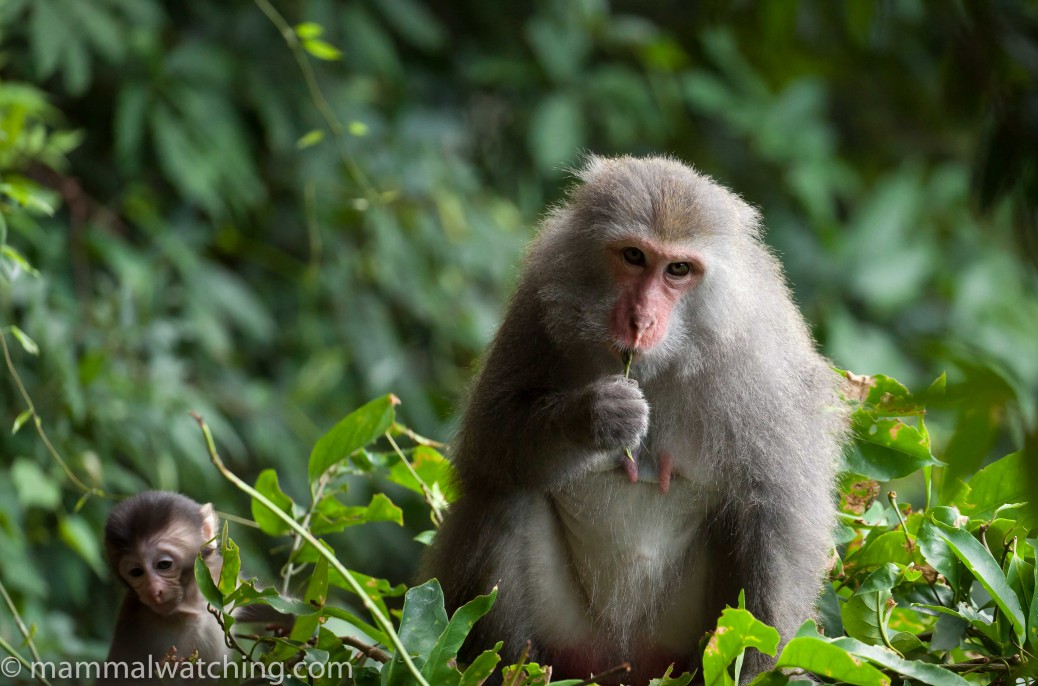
[146, 599, 180, 615]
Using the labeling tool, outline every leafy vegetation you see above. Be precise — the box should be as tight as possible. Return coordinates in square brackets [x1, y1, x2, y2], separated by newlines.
[1, 0, 1036, 684]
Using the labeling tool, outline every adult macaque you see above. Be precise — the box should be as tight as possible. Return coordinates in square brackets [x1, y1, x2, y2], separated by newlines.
[423, 156, 848, 684]
[99, 491, 289, 684]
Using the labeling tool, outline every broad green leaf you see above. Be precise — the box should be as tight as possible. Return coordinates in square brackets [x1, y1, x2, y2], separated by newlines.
[322, 605, 389, 646]
[309, 395, 398, 481]
[853, 530, 915, 568]
[841, 564, 898, 645]
[956, 452, 1036, 525]
[11, 458, 61, 510]
[932, 520, 1026, 642]
[459, 643, 503, 686]
[528, 92, 584, 172]
[703, 608, 780, 686]
[422, 587, 498, 685]
[928, 612, 967, 651]
[844, 413, 942, 480]
[776, 637, 889, 686]
[252, 469, 296, 536]
[59, 514, 105, 576]
[9, 325, 39, 355]
[218, 535, 240, 595]
[194, 554, 223, 607]
[383, 580, 449, 686]
[832, 637, 968, 686]
[310, 493, 404, 535]
[917, 519, 960, 591]
[648, 665, 695, 686]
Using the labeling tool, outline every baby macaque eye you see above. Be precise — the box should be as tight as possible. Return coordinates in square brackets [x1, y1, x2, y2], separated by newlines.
[667, 262, 691, 277]
[622, 247, 645, 266]
[128, 567, 144, 578]
[155, 559, 174, 571]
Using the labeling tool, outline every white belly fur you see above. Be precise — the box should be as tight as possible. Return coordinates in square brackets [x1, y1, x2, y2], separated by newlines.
[526, 463, 719, 653]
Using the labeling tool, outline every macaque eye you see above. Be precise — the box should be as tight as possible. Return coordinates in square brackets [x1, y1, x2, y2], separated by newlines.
[155, 558, 174, 571]
[667, 262, 691, 277]
[128, 567, 144, 578]
[622, 247, 646, 266]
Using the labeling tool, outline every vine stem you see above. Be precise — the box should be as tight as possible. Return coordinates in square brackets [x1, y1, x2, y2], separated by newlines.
[0, 634, 51, 686]
[252, 0, 378, 203]
[384, 432, 444, 528]
[190, 412, 431, 686]
[0, 329, 108, 499]
[0, 577, 42, 664]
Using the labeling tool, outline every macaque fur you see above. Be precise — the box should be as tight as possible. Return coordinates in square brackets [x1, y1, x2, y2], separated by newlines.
[423, 156, 848, 684]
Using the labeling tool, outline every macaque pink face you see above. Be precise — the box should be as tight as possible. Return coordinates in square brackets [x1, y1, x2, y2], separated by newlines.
[607, 238, 705, 352]
[118, 532, 197, 615]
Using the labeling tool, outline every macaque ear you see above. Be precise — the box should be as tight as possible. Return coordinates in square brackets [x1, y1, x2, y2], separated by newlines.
[198, 503, 218, 542]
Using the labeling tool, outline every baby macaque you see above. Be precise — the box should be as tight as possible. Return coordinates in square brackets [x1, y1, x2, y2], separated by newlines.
[99, 491, 229, 684]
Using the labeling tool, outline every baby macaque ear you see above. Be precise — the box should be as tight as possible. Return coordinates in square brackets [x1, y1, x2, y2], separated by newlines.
[199, 503, 218, 542]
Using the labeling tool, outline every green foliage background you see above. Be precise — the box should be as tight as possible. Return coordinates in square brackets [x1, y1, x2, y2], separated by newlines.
[0, 0, 1036, 681]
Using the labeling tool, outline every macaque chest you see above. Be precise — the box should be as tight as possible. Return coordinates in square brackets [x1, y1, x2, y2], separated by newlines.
[526, 447, 721, 661]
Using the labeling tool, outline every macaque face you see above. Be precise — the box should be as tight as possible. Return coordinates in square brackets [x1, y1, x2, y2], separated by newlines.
[606, 237, 705, 353]
[117, 527, 200, 615]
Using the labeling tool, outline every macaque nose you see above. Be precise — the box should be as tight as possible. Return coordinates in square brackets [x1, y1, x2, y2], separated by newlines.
[630, 312, 655, 347]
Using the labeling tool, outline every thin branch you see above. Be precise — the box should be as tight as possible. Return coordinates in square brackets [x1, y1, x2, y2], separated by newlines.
[0, 577, 42, 664]
[252, 0, 378, 202]
[0, 329, 108, 498]
[0, 634, 51, 686]
[571, 663, 632, 686]
[341, 636, 391, 664]
[385, 432, 444, 528]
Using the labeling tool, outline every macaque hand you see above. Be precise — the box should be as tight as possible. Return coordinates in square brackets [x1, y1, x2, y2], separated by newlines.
[572, 375, 650, 452]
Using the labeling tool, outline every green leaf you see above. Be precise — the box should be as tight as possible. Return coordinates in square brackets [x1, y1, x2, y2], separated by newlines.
[252, 469, 296, 536]
[956, 452, 1037, 526]
[383, 580, 449, 686]
[528, 92, 584, 172]
[1, 246, 40, 278]
[853, 530, 916, 568]
[308, 395, 398, 481]
[422, 587, 498, 685]
[303, 38, 343, 61]
[648, 665, 695, 686]
[218, 535, 241, 596]
[841, 564, 898, 645]
[11, 458, 61, 510]
[832, 637, 968, 686]
[917, 520, 960, 592]
[348, 121, 369, 136]
[387, 445, 456, 500]
[932, 519, 1026, 642]
[194, 554, 223, 607]
[310, 493, 404, 535]
[296, 129, 326, 149]
[11, 409, 32, 435]
[776, 637, 889, 686]
[844, 413, 943, 480]
[459, 643, 503, 686]
[9, 325, 40, 355]
[58, 514, 104, 576]
[703, 608, 780, 686]
[295, 22, 324, 39]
